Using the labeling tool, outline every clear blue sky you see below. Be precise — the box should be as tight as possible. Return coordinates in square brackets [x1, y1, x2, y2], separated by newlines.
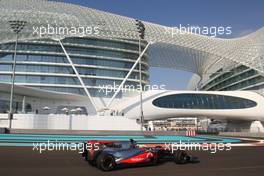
[55, 0, 264, 90]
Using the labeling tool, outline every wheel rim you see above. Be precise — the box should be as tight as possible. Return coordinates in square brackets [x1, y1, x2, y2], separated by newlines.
[179, 152, 187, 163]
[180, 153, 185, 160]
[102, 156, 114, 169]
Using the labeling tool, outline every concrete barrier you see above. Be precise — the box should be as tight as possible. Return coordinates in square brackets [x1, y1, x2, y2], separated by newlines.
[0, 114, 141, 131]
[9, 129, 184, 136]
[219, 132, 264, 138]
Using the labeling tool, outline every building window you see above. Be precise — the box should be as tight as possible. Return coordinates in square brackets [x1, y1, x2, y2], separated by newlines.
[152, 93, 257, 109]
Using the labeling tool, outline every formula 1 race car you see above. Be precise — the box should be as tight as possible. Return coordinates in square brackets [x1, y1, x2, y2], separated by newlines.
[82, 139, 198, 171]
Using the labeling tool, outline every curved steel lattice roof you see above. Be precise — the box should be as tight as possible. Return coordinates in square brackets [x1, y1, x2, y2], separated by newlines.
[0, 0, 263, 76]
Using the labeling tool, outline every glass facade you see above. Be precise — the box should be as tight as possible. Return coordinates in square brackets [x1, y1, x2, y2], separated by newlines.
[152, 93, 257, 109]
[201, 65, 264, 91]
[0, 37, 149, 97]
[0, 99, 31, 113]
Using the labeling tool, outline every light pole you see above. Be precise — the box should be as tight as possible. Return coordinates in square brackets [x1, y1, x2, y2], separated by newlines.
[69, 109, 77, 130]
[8, 20, 27, 129]
[135, 20, 145, 131]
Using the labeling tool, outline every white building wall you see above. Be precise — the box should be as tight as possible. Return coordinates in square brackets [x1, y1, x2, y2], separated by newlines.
[116, 90, 264, 122]
[0, 114, 141, 131]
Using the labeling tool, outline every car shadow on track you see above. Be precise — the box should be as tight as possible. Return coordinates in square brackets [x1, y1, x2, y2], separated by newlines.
[86, 158, 200, 172]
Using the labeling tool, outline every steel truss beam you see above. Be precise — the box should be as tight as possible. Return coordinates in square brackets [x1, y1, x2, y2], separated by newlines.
[106, 42, 151, 109]
[58, 39, 98, 112]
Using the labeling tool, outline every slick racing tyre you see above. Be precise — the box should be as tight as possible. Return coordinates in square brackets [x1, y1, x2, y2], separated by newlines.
[96, 153, 116, 171]
[86, 151, 96, 166]
[173, 150, 189, 164]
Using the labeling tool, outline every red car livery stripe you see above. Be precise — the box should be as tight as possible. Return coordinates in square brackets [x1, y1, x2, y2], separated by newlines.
[119, 151, 155, 164]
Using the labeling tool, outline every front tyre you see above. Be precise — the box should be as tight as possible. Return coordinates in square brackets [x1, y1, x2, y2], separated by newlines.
[173, 150, 189, 164]
[96, 153, 116, 171]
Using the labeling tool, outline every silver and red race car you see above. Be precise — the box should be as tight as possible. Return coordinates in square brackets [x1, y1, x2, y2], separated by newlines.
[82, 139, 199, 171]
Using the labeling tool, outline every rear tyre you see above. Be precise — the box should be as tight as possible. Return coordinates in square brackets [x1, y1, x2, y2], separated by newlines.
[87, 152, 97, 166]
[84, 149, 96, 166]
[96, 153, 116, 171]
[173, 150, 188, 164]
[153, 150, 163, 164]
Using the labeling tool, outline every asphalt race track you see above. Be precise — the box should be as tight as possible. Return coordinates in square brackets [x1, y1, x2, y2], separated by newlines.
[0, 146, 264, 176]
